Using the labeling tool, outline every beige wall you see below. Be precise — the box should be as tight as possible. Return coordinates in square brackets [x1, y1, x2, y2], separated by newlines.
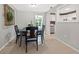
[55, 4, 79, 50]
[15, 10, 46, 29]
[0, 4, 16, 48]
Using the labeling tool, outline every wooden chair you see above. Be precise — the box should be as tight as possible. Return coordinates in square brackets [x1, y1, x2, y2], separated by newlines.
[38, 25, 45, 44]
[14, 25, 21, 44]
[25, 27, 38, 52]
[41, 25, 45, 43]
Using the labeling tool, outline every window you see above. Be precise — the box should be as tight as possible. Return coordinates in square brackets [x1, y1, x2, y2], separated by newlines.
[35, 15, 43, 30]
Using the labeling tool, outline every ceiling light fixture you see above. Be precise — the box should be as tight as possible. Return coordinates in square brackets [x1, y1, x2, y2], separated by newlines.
[29, 4, 38, 8]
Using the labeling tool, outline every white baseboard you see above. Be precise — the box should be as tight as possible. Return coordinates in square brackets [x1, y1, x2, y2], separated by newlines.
[0, 36, 16, 52]
[55, 35, 79, 53]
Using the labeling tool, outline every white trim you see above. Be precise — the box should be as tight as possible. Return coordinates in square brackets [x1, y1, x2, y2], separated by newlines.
[0, 36, 16, 52]
[54, 35, 79, 53]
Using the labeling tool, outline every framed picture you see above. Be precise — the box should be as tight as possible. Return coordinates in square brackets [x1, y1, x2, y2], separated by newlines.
[4, 4, 15, 26]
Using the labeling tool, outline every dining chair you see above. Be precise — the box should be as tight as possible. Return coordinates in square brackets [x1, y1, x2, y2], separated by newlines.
[41, 25, 45, 43]
[38, 25, 45, 44]
[14, 25, 21, 44]
[25, 27, 38, 52]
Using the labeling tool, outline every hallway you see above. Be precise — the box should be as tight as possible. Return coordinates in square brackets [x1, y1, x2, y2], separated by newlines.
[0, 34, 78, 54]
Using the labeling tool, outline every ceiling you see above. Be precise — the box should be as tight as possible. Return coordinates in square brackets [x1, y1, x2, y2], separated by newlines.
[12, 4, 57, 13]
